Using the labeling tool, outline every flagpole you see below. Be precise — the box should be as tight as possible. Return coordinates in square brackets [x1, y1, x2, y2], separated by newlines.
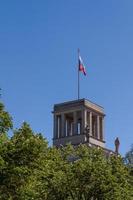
[78, 49, 80, 100]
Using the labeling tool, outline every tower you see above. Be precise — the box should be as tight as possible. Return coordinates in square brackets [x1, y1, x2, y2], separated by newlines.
[53, 99, 105, 148]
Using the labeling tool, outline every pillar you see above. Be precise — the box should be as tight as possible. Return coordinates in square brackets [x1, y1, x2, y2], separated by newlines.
[61, 113, 65, 138]
[97, 115, 100, 140]
[81, 109, 87, 134]
[89, 112, 92, 136]
[67, 117, 72, 136]
[73, 111, 77, 135]
[57, 115, 61, 138]
[101, 117, 104, 140]
[53, 115, 57, 139]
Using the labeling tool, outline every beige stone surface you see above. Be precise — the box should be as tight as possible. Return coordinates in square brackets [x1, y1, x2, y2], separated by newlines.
[53, 99, 105, 148]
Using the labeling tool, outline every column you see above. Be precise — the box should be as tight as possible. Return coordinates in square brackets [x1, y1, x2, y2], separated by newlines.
[66, 119, 69, 136]
[85, 110, 87, 127]
[73, 111, 77, 135]
[57, 115, 61, 138]
[53, 115, 57, 139]
[81, 109, 87, 134]
[97, 115, 100, 140]
[67, 118, 71, 136]
[61, 113, 65, 138]
[89, 112, 92, 136]
[101, 117, 104, 140]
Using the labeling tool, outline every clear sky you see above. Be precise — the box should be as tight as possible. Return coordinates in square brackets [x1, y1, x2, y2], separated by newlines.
[0, 0, 133, 155]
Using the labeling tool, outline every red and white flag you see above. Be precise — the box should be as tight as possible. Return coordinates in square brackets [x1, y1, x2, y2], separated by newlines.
[78, 54, 86, 75]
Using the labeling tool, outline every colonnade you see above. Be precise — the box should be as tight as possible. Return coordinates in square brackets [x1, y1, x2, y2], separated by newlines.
[53, 109, 104, 141]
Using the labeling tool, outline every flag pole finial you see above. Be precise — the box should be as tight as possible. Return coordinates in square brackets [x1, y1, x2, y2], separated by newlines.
[78, 48, 80, 55]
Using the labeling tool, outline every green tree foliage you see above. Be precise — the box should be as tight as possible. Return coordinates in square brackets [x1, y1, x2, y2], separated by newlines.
[0, 102, 13, 133]
[0, 122, 48, 200]
[0, 101, 12, 166]
[125, 145, 133, 167]
[124, 145, 133, 187]
[0, 101, 132, 200]
[22, 145, 133, 200]
[0, 101, 13, 199]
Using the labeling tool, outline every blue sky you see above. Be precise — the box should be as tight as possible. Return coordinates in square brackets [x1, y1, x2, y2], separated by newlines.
[0, 0, 133, 155]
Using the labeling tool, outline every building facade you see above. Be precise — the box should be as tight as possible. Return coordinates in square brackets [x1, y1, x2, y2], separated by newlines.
[53, 99, 106, 148]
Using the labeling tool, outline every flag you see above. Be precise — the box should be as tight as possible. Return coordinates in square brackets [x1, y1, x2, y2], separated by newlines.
[78, 54, 86, 75]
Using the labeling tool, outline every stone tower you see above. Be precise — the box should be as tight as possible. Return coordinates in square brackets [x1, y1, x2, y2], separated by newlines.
[53, 99, 105, 148]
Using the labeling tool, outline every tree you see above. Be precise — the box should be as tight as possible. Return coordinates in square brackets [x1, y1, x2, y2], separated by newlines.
[0, 101, 13, 199]
[0, 101, 13, 133]
[0, 101, 12, 166]
[125, 145, 133, 167]
[0, 122, 48, 200]
[124, 145, 133, 189]
[0, 100, 132, 200]
[21, 145, 133, 200]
